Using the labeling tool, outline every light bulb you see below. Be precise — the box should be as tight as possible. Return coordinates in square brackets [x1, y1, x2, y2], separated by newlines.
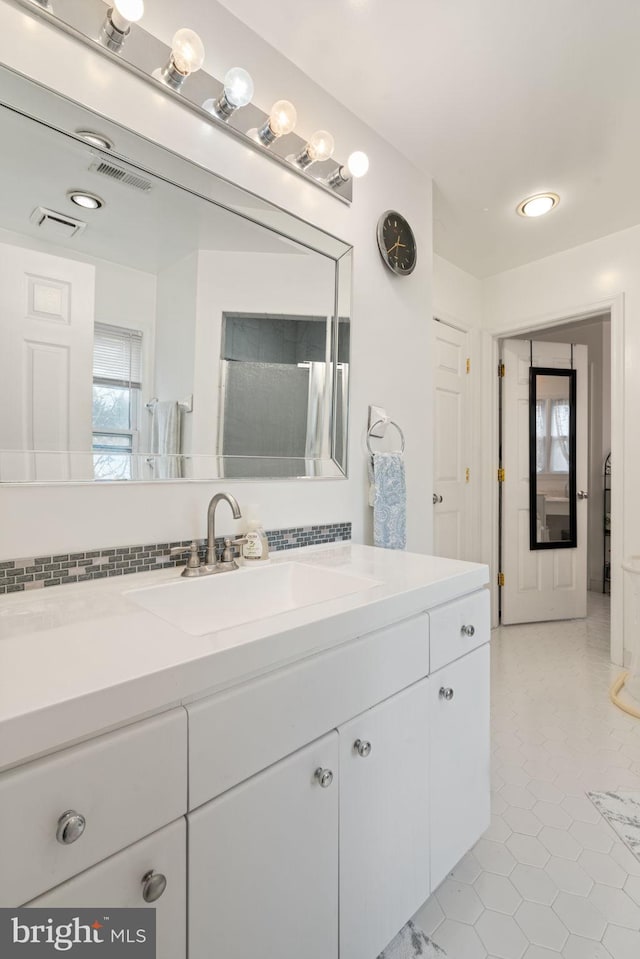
[517, 193, 560, 217]
[171, 28, 205, 76]
[224, 67, 254, 108]
[325, 150, 369, 189]
[347, 151, 369, 178]
[291, 129, 336, 170]
[203, 67, 254, 120]
[110, 0, 144, 33]
[307, 130, 335, 163]
[269, 100, 297, 136]
[257, 100, 297, 147]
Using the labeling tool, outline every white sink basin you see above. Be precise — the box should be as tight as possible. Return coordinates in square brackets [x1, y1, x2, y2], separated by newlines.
[126, 562, 381, 636]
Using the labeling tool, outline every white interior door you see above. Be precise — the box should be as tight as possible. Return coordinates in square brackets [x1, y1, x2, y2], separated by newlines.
[0, 242, 95, 479]
[433, 319, 470, 559]
[502, 339, 588, 624]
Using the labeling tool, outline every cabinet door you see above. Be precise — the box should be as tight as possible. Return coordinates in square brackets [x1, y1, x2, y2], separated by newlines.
[339, 680, 430, 959]
[26, 819, 186, 959]
[189, 731, 338, 959]
[430, 643, 490, 890]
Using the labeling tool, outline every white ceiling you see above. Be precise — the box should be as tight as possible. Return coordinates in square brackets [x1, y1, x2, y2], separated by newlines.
[217, 0, 640, 277]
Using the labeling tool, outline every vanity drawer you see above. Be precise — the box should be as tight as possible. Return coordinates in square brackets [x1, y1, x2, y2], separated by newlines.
[25, 818, 186, 959]
[0, 708, 187, 906]
[188, 613, 429, 809]
[428, 588, 490, 672]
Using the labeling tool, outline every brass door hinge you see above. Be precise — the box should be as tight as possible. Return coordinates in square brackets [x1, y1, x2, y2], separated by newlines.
[497, 571, 505, 587]
[497, 468, 505, 482]
[498, 362, 505, 377]
[466, 357, 471, 374]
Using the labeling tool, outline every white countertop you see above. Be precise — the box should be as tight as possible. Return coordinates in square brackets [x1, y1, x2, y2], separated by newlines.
[0, 544, 488, 771]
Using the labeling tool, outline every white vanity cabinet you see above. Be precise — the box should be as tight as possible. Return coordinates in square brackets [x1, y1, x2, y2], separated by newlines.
[339, 679, 430, 959]
[1, 549, 490, 959]
[428, 590, 491, 890]
[0, 707, 187, 907]
[26, 819, 187, 959]
[188, 732, 340, 959]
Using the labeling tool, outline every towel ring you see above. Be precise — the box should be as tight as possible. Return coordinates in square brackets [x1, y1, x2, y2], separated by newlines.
[366, 418, 405, 455]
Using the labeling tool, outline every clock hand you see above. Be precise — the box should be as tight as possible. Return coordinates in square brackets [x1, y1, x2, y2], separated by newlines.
[386, 239, 400, 254]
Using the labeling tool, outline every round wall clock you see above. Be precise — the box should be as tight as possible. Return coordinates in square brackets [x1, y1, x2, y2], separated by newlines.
[376, 210, 417, 276]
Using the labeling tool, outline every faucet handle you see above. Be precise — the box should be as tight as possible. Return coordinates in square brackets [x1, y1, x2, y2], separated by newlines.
[170, 542, 201, 569]
[220, 536, 248, 564]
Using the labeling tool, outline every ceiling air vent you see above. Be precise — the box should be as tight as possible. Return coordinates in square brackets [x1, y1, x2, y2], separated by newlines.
[89, 159, 152, 193]
[29, 207, 87, 240]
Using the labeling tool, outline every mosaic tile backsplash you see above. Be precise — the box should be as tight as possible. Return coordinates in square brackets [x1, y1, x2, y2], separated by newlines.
[0, 522, 352, 595]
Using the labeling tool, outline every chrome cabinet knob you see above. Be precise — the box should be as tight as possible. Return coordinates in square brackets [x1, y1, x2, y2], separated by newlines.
[439, 687, 454, 701]
[577, 490, 589, 499]
[314, 767, 334, 788]
[461, 624, 475, 637]
[141, 870, 167, 903]
[354, 739, 372, 758]
[56, 810, 86, 845]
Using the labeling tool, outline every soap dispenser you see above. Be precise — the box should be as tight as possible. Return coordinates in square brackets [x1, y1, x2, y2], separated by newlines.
[242, 505, 270, 563]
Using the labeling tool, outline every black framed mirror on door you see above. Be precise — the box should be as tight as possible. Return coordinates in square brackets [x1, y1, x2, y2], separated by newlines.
[529, 367, 577, 550]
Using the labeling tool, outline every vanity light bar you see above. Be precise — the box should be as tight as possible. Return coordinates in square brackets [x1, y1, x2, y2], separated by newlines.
[14, 0, 366, 203]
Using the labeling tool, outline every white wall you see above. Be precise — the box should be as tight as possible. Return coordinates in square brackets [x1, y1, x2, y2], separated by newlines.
[0, 0, 433, 558]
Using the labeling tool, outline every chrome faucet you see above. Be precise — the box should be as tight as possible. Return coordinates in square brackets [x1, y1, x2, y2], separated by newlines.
[206, 492, 242, 565]
[171, 492, 245, 577]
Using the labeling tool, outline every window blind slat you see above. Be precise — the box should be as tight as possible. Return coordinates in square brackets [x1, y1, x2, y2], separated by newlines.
[93, 322, 142, 388]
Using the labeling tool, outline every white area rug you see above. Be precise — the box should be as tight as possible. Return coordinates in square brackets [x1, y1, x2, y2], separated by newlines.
[378, 921, 447, 958]
[587, 790, 640, 860]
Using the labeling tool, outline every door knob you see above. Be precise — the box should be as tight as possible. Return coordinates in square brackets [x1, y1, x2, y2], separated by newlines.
[314, 767, 334, 788]
[577, 490, 589, 499]
[141, 870, 167, 903]
[432, 493, 443, 505]
[354, 739, 372, 758]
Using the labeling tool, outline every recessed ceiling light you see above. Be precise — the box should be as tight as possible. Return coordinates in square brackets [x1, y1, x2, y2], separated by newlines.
[517, 193, 560, 217]
[75, 130, 114, 151]
[68, 191, 105, 210]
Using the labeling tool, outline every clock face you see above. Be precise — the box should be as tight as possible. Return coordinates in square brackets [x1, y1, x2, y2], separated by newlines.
[377, 211, 417, 276]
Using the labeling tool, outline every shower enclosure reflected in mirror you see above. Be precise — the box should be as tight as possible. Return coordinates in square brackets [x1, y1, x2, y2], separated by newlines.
[529, 367, 577, 549]
[0, 65, 351, 483]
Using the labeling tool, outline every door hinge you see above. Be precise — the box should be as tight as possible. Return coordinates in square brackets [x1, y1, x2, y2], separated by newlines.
[466, 357, 471, 374]
[465, 467, 470, 483]
[497, 571, 505, 587]
[498, 362, 505, 377]
[497, 468, 505, 482]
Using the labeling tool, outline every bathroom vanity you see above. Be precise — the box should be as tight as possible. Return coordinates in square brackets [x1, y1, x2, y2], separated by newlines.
[0, 544, 490, 959]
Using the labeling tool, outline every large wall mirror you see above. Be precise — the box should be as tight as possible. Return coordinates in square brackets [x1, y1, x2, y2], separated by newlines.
[529, 367, 577, 549]
[0, 66, 352, 483]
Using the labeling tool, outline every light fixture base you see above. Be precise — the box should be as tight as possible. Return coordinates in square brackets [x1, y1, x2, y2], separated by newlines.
[256, 120, 278, 147]
[209, 92, 237, 122]
[325, 165, 349, 189]
[158, 60, 187, 92]
[292, 146, 314, 170]
[13, 0, 354, 202]
[100, 14, 129, 52]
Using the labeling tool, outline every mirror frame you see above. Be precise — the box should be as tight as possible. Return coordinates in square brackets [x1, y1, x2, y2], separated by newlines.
[528, 366, 577, 550]
[0, 64, 353, 483]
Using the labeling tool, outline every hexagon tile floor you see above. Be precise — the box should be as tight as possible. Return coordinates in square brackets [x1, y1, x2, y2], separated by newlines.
[413, 592, 640, 959]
